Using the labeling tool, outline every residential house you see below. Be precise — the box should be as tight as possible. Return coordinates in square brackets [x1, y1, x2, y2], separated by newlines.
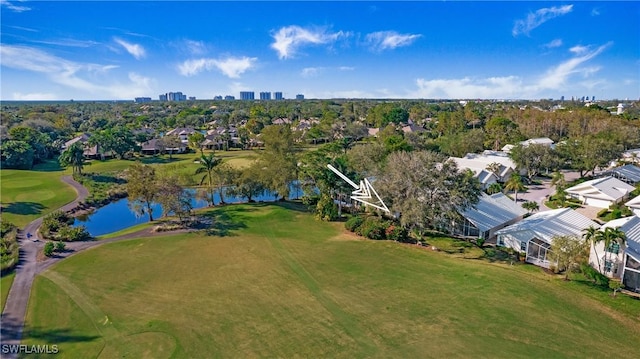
[520, 137, 555, 149]
[450, 151, 517, 185]
[63, 133, 113, 159]
[626, 195, 640, 216]
[139, 138, 186, 155]
[589, 216, 640, 293]
[603, 164, 640, 185]
[166, 127, 197, 143]
[565, 176, 635, 208]
[452, 193, 527, 241]
[495, 208, 599, 269]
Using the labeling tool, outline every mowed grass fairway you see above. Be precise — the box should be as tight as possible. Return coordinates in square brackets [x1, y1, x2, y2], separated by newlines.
[23, 204, 640, 358]
[0, 166, 76, 227]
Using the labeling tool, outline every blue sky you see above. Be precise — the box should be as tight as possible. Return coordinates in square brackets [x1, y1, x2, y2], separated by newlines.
[1, 1, 638, 100]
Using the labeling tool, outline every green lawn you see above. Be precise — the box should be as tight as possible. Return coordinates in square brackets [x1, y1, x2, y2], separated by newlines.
[22, 203, 640, 358]
[0, 164, 76, 228]
[1, 271, 15, 312]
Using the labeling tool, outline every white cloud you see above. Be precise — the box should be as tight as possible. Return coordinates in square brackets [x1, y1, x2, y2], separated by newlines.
[0, 45, 154, 99]
[339, 66, 355, 71]
[543, 39, 563, 49]
[591, 8, 600, 16]
[270, 25, 348, 59]
[178, 56, 257, 78]
[365, 31, 421, 51]
[113, 37, 146, 59]
[12, 92, 57, 100]
[301, 67, 322, 78]
[513, 4, 573, 36]
[536, 42, 611, 90]
[0, 0, 30, 12]
[408, 41, 612, 99]
[569, 45, 589, 55]
[412, 76, 525, 99]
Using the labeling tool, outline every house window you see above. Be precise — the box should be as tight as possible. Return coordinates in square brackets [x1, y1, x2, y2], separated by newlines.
[520, 241, 527, 252]
[604, 260, 614, 272]
[607, 243, 620, 255]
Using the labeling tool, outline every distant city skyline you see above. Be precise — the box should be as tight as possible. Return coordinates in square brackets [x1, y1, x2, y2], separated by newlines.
[1, 1, 638, 101]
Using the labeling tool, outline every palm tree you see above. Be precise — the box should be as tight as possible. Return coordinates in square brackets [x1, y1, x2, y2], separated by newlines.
[582, 226, 602, 273]
[596, 227, 626, 274]
[195, 153, 222, 205]
[59, 142, 85, 175]
[504, 173, 526, 202]
[522, 201, 539, 214]
[486, 182, 503, 195]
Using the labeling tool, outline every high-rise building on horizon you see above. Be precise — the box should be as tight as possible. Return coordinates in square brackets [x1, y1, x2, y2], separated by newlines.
[260, 92, 271, 100]
[274, 92, 283, 100]
[240, 91, 255, 100]
[296, 94, 305, 100]
[159, 92, 187, 101]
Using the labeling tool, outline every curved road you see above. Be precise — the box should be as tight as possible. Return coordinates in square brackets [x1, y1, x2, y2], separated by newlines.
[1, 175, 88, 354]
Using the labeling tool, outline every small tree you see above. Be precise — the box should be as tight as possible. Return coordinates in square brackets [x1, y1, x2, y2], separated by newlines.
[59, 142, 86, 175]
[126, 163, 158, 221]
[43, 242, 55, 257]
[549, 235, 589, 280]
[582, 226, 602, 273]
[609, 279, 623, 297]
[522, 201, 539, 214]
[188, 132, 206, 155]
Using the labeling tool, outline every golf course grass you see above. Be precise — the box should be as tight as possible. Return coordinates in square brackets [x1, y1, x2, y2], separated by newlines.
[1, 271, 15, 312]
[0, 164, 76, 228]
[21, 203, 640, 358]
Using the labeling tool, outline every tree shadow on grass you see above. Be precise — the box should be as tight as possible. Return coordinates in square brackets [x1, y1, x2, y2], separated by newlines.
[31, 161, 65, 172]
[1, 202, 46, 216]
[200, 207, 250, 237]
[1, 318, 100, 345]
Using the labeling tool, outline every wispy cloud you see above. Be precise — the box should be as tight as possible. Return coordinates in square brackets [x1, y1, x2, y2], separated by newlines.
[113, 37, 146, 59]
[270, 25, 348, 59]
[365, 31, 421, 51]
[513, 4, 573, 36]
[543, 39, 563, 49]
[31, 38, 100, 48]
[411, 41, 611, 99]
[1, 0, 31, 12]
[536, 42, 611, 90]
[12, 92, 58, 101]
[178, 56, 257, 78]
[591, 8, 600, 16]
[0, 45, 154, 99]
[7, 25, 38, 32]
[184, 40, 206, 55]
[412, 76, 525, 99]
[301, 66, 354, 78]
[301, 67, 322, 78]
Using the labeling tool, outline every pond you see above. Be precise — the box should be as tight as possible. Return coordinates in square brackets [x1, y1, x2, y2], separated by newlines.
[73, 184, 303, 236]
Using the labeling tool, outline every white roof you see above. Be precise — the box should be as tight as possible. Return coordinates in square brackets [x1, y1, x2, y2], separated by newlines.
[461, 193, 527, 233]
[565, 176, 635, 202]
[605, 164, 640, 184]
[601, 215, 640, 258]
[451, 152, 515, 178]
[495, 208, 600, 244]
[520, 137, 554, 146]
[626, 195, 640, 209]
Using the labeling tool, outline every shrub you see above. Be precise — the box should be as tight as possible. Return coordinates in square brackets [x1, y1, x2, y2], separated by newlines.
[476, 237, 485, 248]
[43, 242, 55, 257]
[56, 225, 91, 242]
[55, 241, 66, 252]
[386, 225, 409, 242]
[345, 216, 364, 232]
[359, 217, 387, 240]
[581, 263, 610, 287]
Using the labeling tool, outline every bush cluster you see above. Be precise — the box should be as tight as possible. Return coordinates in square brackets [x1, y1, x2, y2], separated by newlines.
[41, 210, 90, 241]
[345, 215, 409, 242]
[1, 220, 19, 273]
